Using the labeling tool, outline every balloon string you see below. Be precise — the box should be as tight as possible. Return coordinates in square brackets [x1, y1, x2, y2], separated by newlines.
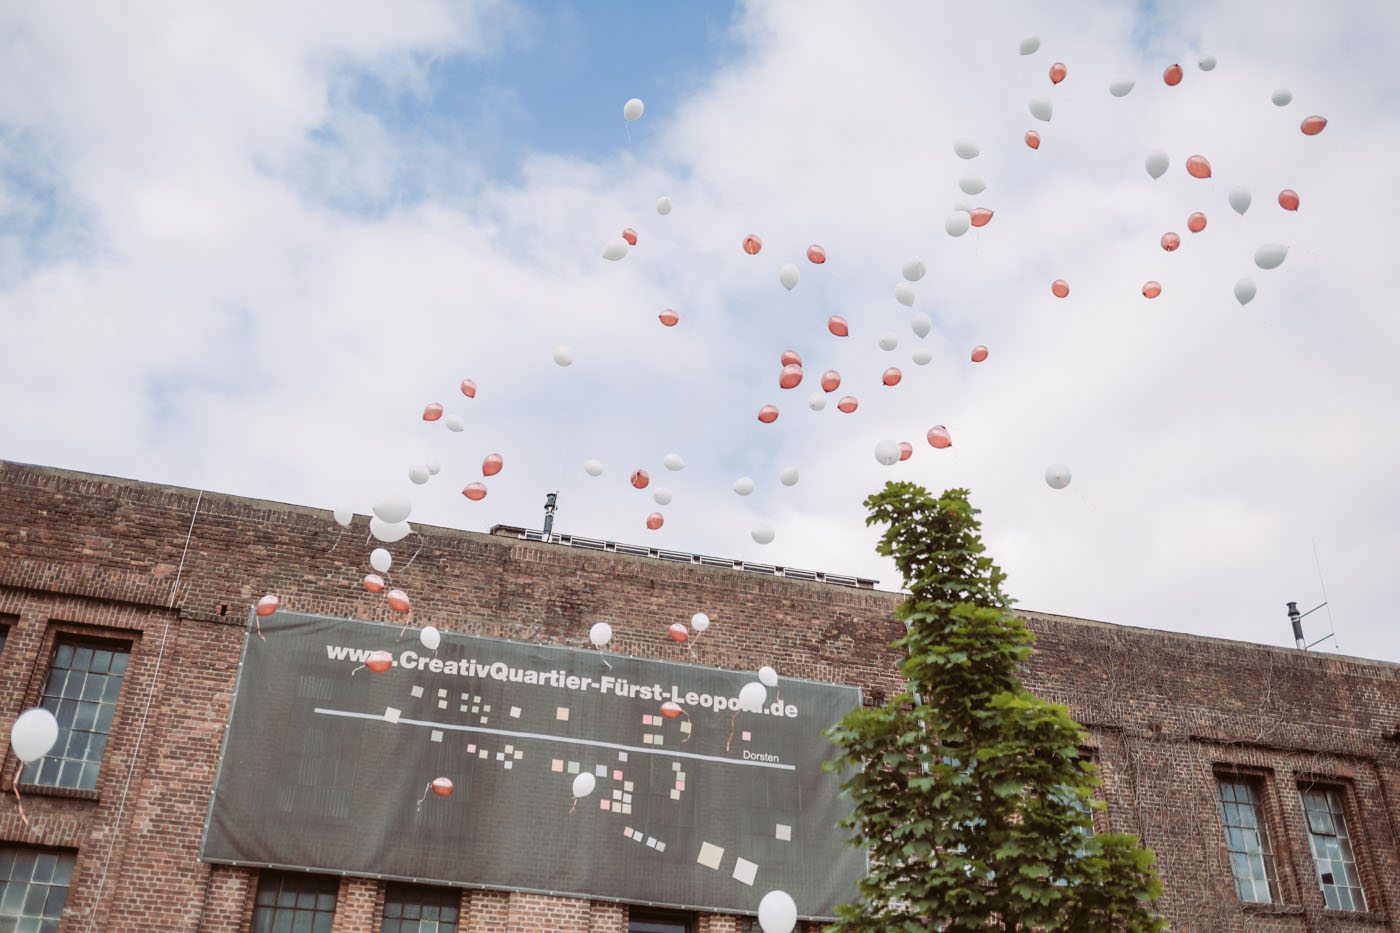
[681, 710, 692, 743]
[597, 645, 612, 671]
[1071, 487, 1100, 513]
[326, 527, 346, 554]
[416, 782, 430, 814]
[13, 785, 30, 828]
[401, 532, 425, 571]
[255, 615, 266, 643]
[726, 711, 739, 752]
[569, 796, 578, 815]
[349, 663, 365, 676]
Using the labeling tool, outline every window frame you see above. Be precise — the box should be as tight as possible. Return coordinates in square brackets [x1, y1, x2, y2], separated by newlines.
[380, 881, 461, 933]
[1213, 771, 1281, 904]
[0, 844, 78, 931]
[628, 906, 697, 933]
[1296, 781, 1368, 913]
[250, 870, 340, 933]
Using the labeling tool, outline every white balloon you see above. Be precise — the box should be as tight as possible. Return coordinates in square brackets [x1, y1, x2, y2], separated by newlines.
[1028, 97, 1053, 122]
[370, 517, 413, 543]
[425, 460, 442, 476]
[945, 212, 970, 237]
[652, 487, 673, 506]
[1045, 464, 1072, 490]
[1198, 55, 1217, 71]
[739, 682, 766, 713]
[9, 707, 59, 763]
[1145, 150, 1169, 180]
[553, 346, 574, 367]
[1234, 278, 1257, 306]
[1108, 79, 1135, 98]
[691, 612, 710, 632]
[572, 772, 597, 797]
[656, 196, 673, 215]
[583, 459, 604, 476]
[878, 331, 899, 351]
[373, 496, 411, 524]
[370, 548, 392, 573]
[958, 175, 986, 195]
[952, 198, 974, 214]
[1254, 243, 1288, 270]
[589, 621, 612, 647]
[901, 258, 926, 282]
[758, 666, 779, 688]
[663, 453, 686, 471]
[893, 282, 915, 307]
[779, 263, 799, 291]
[733, 477, 755, 496]
[444, 414, 464, 432]
[911, 348, 933, 366]
[751, 525, 775, 545]
[1271, 88, 1293, 107]
[622, 98, 644, 121]
[778, 466, 799, 487]
[602, 238, 629, 261]
[808, 393, 826, 412]
[874, 439, 900, 466]
[910, 312, 932, 339]
[1229, 186, 1252, 215]
[333, 507, 353, 528]
[758, 891, 798, 933]
[420, 626, 441, 651]
[952, 138, 979, 159]
[1019, 36, 1040, 55]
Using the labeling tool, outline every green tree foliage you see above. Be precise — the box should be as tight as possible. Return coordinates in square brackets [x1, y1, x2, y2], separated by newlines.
[825, 484, 1165, 932]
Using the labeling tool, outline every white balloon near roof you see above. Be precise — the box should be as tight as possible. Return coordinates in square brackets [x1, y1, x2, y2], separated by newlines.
[655, 196, 672, 214]
[751, 525, 775, 545]
[553, 346, 574, 367]
[733, 477, 755, 496]
[622, 98, 644, 121]
[9, 707, 59, 763]
[958, 175, 986, 195]
[601, 238, 629, 261]
[1254, 243, 1288, 270]
[420, 626, 441, 651]
[408, 465, 429, 485]
[369, 517, 412, 543]
[910, 313, 932, 339]
[691, 612, 710, 632]
[901, 258, 925, 282]
[758, 666, 778, 688]
[739, 682, 766, 712]
[573, 772, 597, 797]
[778, 263, 799, 290]
[370, 548, 392, 573]
[911, 348, 933, 365]
[893, 282, 915, 307]
[589, 622, 612, 647]
[757, 891, 798, 933]
[778, 466, 799, 486]
[945, 212, 970, 237]
[333, 507, 353, 528]
[1234, 278, 1257, 305]
[373, 495, 411, 525]
[952, 138, 979, 159]
[1109, 79, 1135, 97]
[583, 459, 604, 476]
[1045, 464, 1072, 490]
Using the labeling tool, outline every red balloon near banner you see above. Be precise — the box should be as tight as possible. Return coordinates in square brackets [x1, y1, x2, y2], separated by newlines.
[1051, 279, 1070, 298]
[1161, 232, 1181, 251]
[431, 777, 454, 797]
[1185, 155, 1211, 178]
[779, 365, 803, 389]
[780, 350, 802, 367]
[1300, 115, 1327, 136]
[658, 309, 679, 327]
[1164, 64, 1183, 86]
[462, 482, 487, 501]
[621, 228, 638, 246]
[363, 574, 385, 593]
[971, 345, 989, 363]
[387, 589, 411, 612]
[668, 622, 689, 642]
[1278, 189, 1300, 211]
[757, 405, 779, 423]
[460, 379, 476, 398]
[660, 701, 684, 719]
[837, 396, 858, 413]
[1187, 212, 1207, 233]
[927, 425, 952, 449]
[1049, 62, 1067, 84]
[366, 650, 393, 672]
[898, 442, 913, 461]
[806, 245, 826, 264]
[969, 208, 994, 227]
[1025, 130, 1041, 149]
[882, 367, 902, 386]
[828, 316, 849, 337]
[743, 234, 762, 255]
[820, 370, 841, 392]
[256, 594, 279, 616]
[1143, 281, 1162, 299]
[482, 453, 503, 477]
[630, 470, 650, 489]
[646, 512, 664, 530]
[422, 403, 443, 422]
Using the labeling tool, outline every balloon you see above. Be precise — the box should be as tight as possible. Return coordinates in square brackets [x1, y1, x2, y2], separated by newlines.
[958, 175, 986, 195]
[1301, 115, 1328, 136]
[1163, 64, 1183, 86]
[1278, 189, 1299, 211]
[878, 331, 899, 351]
[1229, 186, 1252, 215]
[874, 439, 900, 465]
[733, 477, 755, 496]
[819, 370, 841, 393]
[444, 414, 464, 432]
[646, 512, 664, 530]
[827, 316, 848, 337]
[1051, 279, 1070, 298]
[751, 525, 775, 545]
[333, 507, 353, 528]
[648, 487, 672, 507]
[1024, 130, 1041, 149]
[911, 348, 933, 366]
[431, 777, 454, 797]
[420, 626, 441, 651]
[691, 612, 710, 631]
[1185, 155, 1211, 179]
[371, 517, 413, 541]
[953, 138, 979, 159]
[1049, 62, 1066, 84]
[422, 403, 443, 422]
[9, 708, 59, 763]
[779, 466, 799, 486]
[1255, 243, 1288, 270]
[882, 368, 902, 387]
[1045, 464, 1072, 489]
[910, 313, 932, 339]
[1145, 151, 1168, 180]
[971, 345, 989, 362]
[589, 622, 612, 647]
[1108, 79, 1134, 97]
[1161, 232, 1180, 252]
[426, 460, 441, 475]
[483, 453, 503, 477]
[927, 425, 952, 448]
[408, 466, 429, 485]
[806, 245, 826, 264]
[462, 483, 487, 501]
[583, 459, 604, 476]
[1188, 212, 1207, 233]
[969, 208, 994, 227]
[364, 574, 385, 593]
[257, 594, 279, 616]
[779, 264, 799, 290]
[1199, 55, 1217, 71]
[366, 650, 392, 672]
[1028, 98, 1053, 122]
[370, 548, 392, 573]
[757, 405, 779, 424]
[901, 258, 926, 282]
[601, 238, 629, 261]
[630, 470, 650, 489]
[622, 98, 644, 121]
[779, 365, 803, 389]
[1142, 281, 1162, 299]
[807, 393, 826, 411]
[836, 396, 858, 414]
[743, 234, 762, 255]
[893, 282, 915, 306]
[758, 666, 779, 688]
[386, 589, 410, 612]
[656, 196, 673, 214]
[758, 891, 797, 933]
[739, 682, 766, 712]
[572, 772, 596, 797]
[621, 228, 638, 246]
[553, 346, 574, 366]
[658, 309, 679, 327]
[660, 701, 684, 719]
[1235, 278, 1257, 306]
[1272, 88, 1293, 107]
[1019, 36, 1040, 55]
[898, 442, 913, 461]
[945, 212, 970, 237]
[669, 622, 689, 642]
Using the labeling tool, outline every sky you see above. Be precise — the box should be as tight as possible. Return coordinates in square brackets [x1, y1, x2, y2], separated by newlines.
[2, 0, 1399, 662]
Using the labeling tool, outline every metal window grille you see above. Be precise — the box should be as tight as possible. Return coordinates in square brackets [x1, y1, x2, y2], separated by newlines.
[1216, 777, 1279, 903]
[251, 871, 339, 933]
[21, 639, 130, 790]
[0, 846, 76, 933]
[380, 883, 460, 933]
[1299, 787, 1367, 911]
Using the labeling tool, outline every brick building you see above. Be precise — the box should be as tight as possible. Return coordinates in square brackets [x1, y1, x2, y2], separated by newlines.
[0, 460, 1397, 932]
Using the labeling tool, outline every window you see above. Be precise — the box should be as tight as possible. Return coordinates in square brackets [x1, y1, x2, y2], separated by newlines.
[251, 871, 338, 933]
[1216, 776, 1279, 903]
[381, 883, 459, 933]
[20, 638, 130, 790]
[1299, 786, 1367, 911]
[0, 846, 77, 932]
[629, 907, 695, 933]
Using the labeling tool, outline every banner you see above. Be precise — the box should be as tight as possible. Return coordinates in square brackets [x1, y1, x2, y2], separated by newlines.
[201, 611, 865, 919]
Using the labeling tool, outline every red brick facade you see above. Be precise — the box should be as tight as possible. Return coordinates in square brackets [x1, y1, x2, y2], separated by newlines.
[0, 461, 1396, 931]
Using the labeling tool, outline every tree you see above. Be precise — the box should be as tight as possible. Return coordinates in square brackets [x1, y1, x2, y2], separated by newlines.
[825, 484, 1165, 932]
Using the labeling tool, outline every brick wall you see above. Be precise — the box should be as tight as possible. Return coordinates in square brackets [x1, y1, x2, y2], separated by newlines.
[0, 461, 1396, 931]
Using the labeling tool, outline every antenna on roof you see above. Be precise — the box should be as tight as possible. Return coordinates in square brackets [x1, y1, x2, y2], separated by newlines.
[542, 492, 558, 538]
[1287, 600, 1330, 650]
